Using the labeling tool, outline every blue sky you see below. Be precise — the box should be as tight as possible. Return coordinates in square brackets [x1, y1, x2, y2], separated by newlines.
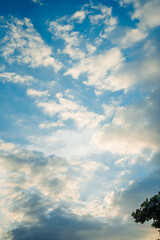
[0, 0, 160, 239]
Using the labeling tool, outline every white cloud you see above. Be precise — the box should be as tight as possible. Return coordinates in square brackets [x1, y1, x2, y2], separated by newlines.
[49, 20, 85, 60]
[119, 53, 160, 86]
[2, 17, 62, 71]
[37, 93, 105, 128]
[132, 0, 160, 29]
[92, 89, 160, 154]
[120, 0, 160, 48]
[71, 10, 86, 23]
[86, 43, 97, 55]
[63, 45, 85, 60]
[89, 5, 117, 39]
[27, 88, 50, 97]
[48, 3, 117, 61]
[0, 139, 17, 152]
[0, 71, 35, 84]
[89, 5, 112, 24]
[39, 120, 65, 129]
[121, 28, 147, 48]
[65, 47, 126, 93]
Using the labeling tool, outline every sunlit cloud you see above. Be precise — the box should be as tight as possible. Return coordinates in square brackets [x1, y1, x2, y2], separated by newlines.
[26, 88, 50, 97]
[36, 92, 105, 128]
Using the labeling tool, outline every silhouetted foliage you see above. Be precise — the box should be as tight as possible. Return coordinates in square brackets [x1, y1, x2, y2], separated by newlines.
[131, 192, 160, 229]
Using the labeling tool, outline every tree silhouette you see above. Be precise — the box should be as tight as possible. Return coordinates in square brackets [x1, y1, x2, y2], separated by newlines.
[131, 192, 160, 229]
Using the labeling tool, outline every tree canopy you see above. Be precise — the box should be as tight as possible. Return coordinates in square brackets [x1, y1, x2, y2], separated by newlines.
[131, 192, 160, 229]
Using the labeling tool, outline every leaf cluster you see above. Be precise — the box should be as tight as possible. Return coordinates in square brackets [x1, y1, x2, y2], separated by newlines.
[131, 192, 160, 228]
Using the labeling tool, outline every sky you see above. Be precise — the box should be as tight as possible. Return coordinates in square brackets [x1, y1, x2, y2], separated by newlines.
[0, 0, 160, 239]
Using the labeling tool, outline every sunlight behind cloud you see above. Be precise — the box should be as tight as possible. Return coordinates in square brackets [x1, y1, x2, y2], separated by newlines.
[0, 0, 160, 239]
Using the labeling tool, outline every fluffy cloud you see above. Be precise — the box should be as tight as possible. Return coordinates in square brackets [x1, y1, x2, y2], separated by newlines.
[121, 28, 147, 48]
[0, 139, 159, 240]
[65, 47, 127, 93]
[0, 144, 109, 238]
[0, 148, 80, 228]
[120, 0, 160, 48]
[1, 1, 160, 239]
[132, 0, 160, 29]
[0, 139, 17, 152]
[92, 86, 160, 154]
[27, 88, 50, 97]
[1, 17, 62, 71]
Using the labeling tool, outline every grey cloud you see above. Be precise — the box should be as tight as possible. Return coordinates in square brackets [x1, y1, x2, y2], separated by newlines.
[1, 148, 158, 240]
[10, 189, 49, 220]
[110, 168, 160, 217]
[8, 207, 152, 240]
[150, 152, 160, 166]
[0, 148, 81, 211]
[9, 209, 101, 240]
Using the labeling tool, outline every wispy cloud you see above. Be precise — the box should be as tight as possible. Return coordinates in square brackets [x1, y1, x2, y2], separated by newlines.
[49, 20, 85, 60]
[89, 4, 117, 39]
[71, 10, 87, 23]
[0, 71, 35, 85]
[1, 17, 62, 71]
[31, 0, 44, 5]
[48, 2, 117, 62]
[37, 92, 105, 128]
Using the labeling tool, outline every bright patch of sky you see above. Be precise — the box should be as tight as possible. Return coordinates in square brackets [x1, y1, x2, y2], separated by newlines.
[0, 0, 160, 239]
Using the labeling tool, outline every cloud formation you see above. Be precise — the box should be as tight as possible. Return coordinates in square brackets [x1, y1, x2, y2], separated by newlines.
[120, 0, 160, 48]
[37, 92, 105, 128]
[1, 17, 62, 71]
[92, 85, 160, 154]
[0, 0, 160, 239]
[31, 0, 44, 5]
[65, 47, 127, 93]
[0, 71, 35, 85]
